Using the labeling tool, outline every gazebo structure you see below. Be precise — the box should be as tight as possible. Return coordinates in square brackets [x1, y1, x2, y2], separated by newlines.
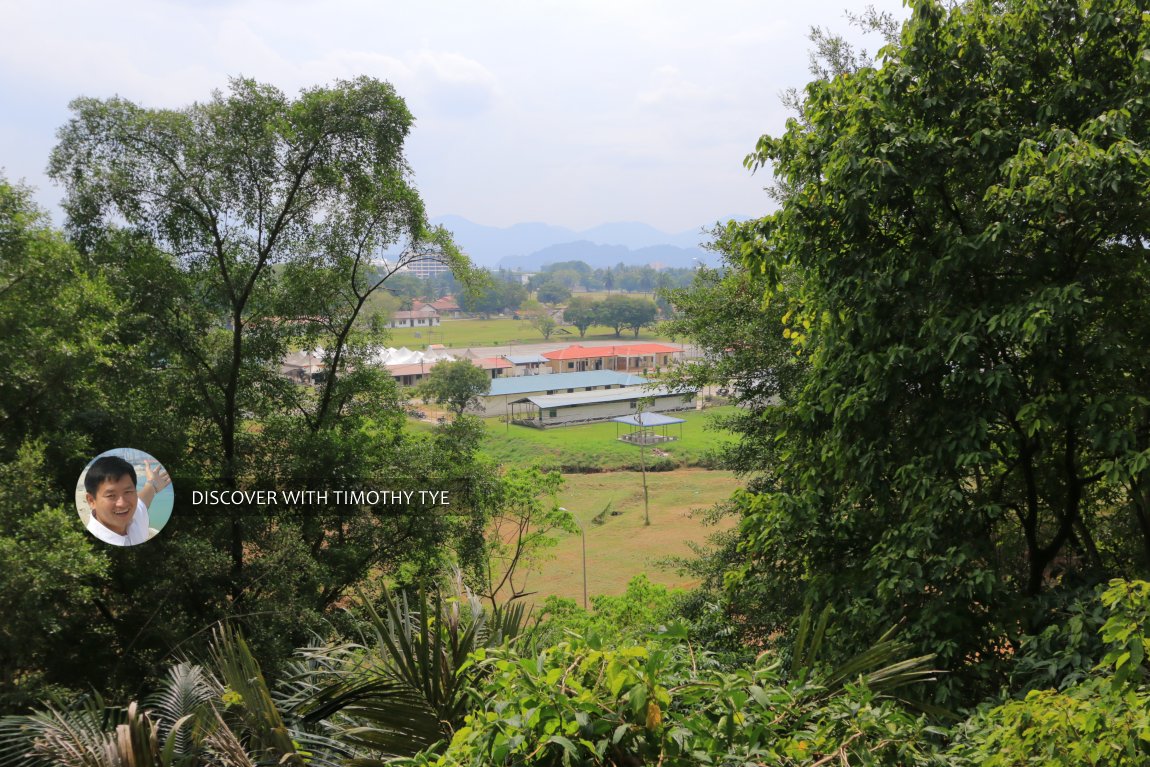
[612, 412, 686, 445]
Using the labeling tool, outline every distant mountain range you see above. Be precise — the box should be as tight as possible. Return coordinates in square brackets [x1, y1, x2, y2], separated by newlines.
[430, 215, 742, 271]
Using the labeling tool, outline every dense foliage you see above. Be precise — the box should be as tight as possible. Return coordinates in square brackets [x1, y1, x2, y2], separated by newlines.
[0, 79, 490, 702]
[418, 361, 492, 416]
[724, 0, 1150, 699]
[6, 577, 1143, 766]
[6, 1, 1150, 764]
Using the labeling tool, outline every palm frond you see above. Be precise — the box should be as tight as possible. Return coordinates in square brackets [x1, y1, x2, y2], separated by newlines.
[113, 701, 163, 767]
[789, 602, 833, 680]
[201, 706, 257, 767]
[292, 582, 531, 760]
[788, 603, 943, 701]
[0, 695, 117, 767]
[145, 661, 218, 757]
[296, 670, 442, 752]
[209, 623, 306, 766]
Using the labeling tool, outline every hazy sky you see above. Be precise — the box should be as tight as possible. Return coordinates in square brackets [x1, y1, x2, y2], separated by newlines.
[1, 0, 907, 232]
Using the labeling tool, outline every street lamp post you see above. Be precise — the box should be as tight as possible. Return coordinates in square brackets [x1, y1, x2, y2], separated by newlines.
[560, 507, 587, 610]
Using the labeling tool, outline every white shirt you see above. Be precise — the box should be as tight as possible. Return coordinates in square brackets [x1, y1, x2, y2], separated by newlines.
[87, 499, 152, 546]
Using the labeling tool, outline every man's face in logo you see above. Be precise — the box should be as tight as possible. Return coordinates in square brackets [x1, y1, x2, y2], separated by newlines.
[86, 473, 138, 535]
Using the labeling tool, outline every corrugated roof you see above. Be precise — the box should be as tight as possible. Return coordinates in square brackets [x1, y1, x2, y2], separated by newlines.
[511, 385, 685, 409]
[505, 354, 550, 365]
[385, 362, 435, 376]
[392, 309, 439, 320]
[488, 371, 647, 397]
[542, 343, 683, 360]
[475, 357, 515, 370]
[611, 412, 686, 427]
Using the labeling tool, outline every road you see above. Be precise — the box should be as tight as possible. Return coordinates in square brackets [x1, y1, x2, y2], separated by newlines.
[439, 338, 697, 359]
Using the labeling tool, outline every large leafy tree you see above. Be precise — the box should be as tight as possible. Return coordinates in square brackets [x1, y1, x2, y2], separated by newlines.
[45, 77, 481, 684]
[657, 235, 811, 640]
[563, 296, 599, 337]
[0, 177, 121, 460]
[730, 0, 1150, 697]
[418, 360, 491, 416]
[0, 179, 133, 707]
[519, 298, 558, 340]
[596, 295, 657, 338]
[534, 280, 571, 305]
[661, 231, 808, 484]
[0, 443, 111, 710]
[459, 272, 525, 317]
[50, 76, 468, 488]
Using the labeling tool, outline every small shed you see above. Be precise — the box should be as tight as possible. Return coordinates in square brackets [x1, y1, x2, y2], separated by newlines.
[612, 412, 686, 445]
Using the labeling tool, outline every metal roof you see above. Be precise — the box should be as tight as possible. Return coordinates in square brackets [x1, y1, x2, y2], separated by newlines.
[504, 354, 550, 365]
[542, 343, 683, 360]
[511, 385, 685, 409]
[391, 309, 439, 319]
[611, 412, 686, 427]
[474, 357, 515, 370]
[488, 371, 647, 397]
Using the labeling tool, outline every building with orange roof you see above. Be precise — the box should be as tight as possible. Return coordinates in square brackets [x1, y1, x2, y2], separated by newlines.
[413, 296, 464, 318]
[472, 356, 515, 379]
[541, 343, 683, 375]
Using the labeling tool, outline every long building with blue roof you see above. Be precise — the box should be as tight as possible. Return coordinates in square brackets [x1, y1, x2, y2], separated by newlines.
[478, 371, 648, 416]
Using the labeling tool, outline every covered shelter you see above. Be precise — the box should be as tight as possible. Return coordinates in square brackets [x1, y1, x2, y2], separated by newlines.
[612, 412, 686, 445]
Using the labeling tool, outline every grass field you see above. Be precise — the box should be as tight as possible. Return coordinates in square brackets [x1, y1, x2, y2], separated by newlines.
[401, 407, 744, 602]
[575, 291, 658, 302]
[523, 469, 740, 604]
[382, 316, 672, 350]
[478, 406, 737, 472]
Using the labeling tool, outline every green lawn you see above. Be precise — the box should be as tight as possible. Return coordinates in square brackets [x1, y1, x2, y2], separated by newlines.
[383, 317, 671, 350]
[526, 469, 740, 603]
[479, 406, 737, 472]
[400, 409, 743, 601]
[573, 291, 658, 302]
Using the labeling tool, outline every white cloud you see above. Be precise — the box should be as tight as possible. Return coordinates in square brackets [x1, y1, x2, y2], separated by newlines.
[405, 50, 501, 118]
[0, 0, 909, 230]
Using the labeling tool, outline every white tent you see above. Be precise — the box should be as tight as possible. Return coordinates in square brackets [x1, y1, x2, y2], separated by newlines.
[370, 346, 455, 365]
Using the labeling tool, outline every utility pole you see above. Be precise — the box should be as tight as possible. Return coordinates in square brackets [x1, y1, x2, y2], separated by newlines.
[559, 507, 588, 609]
[638, 405, 650, 526]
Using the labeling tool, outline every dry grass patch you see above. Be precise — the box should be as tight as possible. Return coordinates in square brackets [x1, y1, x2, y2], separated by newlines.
[522, 469, 740, 605]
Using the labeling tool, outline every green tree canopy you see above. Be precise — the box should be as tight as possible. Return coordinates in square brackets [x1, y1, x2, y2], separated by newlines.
[419, 359, 491, 416]
[597, 295, 657, 338]
[520, 298, 558, 340]
[49, 76, 470, 478]
[459, 272, 525, 317]
[729, 0, 1150, 698]
[0, 177, 121, 457]
[41, 78, 484, 690]
[534, 280, 571, 305]
[563, 296, 599, 337]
